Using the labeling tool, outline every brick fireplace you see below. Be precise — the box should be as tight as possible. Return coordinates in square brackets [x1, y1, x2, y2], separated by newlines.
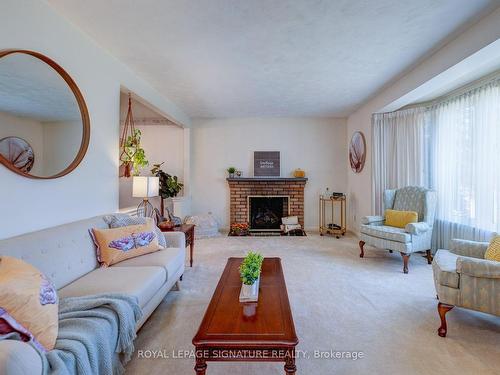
[227, 177, 307, 231]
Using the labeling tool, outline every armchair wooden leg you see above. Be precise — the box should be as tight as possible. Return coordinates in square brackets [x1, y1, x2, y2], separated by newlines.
[359, 241, 365, 258]
[426, 250, 433, 264]
[437, 302, 454, 337]
[401, 253, 410, 274]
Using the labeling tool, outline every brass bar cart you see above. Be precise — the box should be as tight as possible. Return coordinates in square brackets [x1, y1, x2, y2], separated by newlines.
[319, 194, 346, 238]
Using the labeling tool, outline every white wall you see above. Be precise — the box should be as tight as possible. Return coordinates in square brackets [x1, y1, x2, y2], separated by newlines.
[346, 7, 500, 232]
[0, 111, 45, 176]
[0, 113, 83, 177]
[191, 118, 347, 230]
[0, 0, 189, 239]
[119, 124, 185, 209]
[42, 120, 82, 176]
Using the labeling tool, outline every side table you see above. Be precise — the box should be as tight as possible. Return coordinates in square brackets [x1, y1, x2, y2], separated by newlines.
[159, 224, 195, 267]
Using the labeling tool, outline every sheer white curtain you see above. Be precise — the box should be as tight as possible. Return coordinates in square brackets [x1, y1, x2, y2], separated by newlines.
[431, 79, 500, 244]
[372, 107, 429, 214]
[372, 77, 500, 249]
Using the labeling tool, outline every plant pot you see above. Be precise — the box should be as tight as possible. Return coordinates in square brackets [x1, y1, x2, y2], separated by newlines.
[239, 277, 260, 302]
[119, 162, 132, 178]
[229, 173, 235, 178]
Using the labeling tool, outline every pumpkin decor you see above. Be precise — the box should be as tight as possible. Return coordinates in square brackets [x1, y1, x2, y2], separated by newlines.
[293, 168, 305, 178]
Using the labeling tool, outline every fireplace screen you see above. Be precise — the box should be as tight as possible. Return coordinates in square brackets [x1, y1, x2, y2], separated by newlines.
[248, 196, 289, 231]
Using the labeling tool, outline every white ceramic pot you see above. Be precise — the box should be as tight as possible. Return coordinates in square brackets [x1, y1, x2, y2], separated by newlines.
[241, 282, 257, 297]
[241, 276, 260, 297]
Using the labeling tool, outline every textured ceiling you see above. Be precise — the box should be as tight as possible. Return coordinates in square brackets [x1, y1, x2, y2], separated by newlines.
[0, 53, 80, 122]
[48, 0, 498, 118]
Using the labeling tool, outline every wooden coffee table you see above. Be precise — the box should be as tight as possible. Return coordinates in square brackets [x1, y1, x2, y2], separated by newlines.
[192, 257, 298, 374]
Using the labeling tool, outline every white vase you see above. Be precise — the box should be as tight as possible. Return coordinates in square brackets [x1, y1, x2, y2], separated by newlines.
[241, 282, 257, 297]
[240, 277, 260, 302]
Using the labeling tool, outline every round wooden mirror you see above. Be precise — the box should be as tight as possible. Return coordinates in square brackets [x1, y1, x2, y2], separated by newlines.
[0, 50, 90, 179]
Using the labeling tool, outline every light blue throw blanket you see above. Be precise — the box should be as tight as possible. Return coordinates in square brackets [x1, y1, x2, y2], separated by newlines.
[2, 294, 143, 375]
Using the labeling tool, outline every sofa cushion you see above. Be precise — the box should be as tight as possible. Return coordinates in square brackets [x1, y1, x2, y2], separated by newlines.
[385, 209, 418, 228]
[432, 250, 460, 289]
[0, 340, 43, 375]
[360, 224, 411, 243]
[113, 247, 185, 281]
[58, 266, 166, 308]
[91, 222, 163, 267]
[485, 235, 500, 262]
[103, 214, 167, 248]
[0, 256, 58, 352]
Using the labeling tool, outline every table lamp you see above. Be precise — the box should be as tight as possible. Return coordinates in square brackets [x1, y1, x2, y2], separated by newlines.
[133, 176, 159, 217]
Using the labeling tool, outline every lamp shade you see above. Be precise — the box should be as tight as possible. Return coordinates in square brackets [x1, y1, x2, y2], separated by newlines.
[132, 176, 159, 198]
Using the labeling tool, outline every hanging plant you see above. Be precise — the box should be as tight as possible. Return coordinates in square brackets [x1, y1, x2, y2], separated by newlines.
[119, 93, 149, 177]
[121, 129, 148, 176]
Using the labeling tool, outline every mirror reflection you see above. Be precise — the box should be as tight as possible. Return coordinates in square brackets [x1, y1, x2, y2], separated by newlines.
[0, 52, 83, 177]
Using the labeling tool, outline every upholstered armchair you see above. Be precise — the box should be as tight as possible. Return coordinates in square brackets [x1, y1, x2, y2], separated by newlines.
[433, 239, 499, 337]
[359, 186, 437, 273]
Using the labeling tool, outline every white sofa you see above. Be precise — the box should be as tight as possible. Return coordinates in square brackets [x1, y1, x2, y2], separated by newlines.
[0, 215, 186, 375]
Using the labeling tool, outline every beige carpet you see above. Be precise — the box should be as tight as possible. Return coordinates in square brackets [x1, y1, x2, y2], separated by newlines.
[126, 233, 499, 375]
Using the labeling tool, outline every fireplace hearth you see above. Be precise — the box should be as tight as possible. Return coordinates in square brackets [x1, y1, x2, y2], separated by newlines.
[248, 196, 289, 231]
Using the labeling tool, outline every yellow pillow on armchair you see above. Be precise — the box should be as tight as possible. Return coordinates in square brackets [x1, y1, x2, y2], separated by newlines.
[485, 235, 500, 261]
[385, 209, 418, 228]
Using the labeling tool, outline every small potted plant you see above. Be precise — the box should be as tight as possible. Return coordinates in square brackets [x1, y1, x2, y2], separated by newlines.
[227, 166, 236, 178]
[239, 252, 264, 301]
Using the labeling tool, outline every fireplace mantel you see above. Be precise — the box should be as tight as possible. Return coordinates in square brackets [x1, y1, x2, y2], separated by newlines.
[227, 177, 308, 182]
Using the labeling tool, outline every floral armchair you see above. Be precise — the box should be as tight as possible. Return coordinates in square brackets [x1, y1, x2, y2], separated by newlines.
[359, 186, 437, 273]
[433, 239, 499, 337]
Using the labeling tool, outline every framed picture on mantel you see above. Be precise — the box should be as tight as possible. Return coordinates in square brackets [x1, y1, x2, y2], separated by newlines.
[254, 151, 280, 177]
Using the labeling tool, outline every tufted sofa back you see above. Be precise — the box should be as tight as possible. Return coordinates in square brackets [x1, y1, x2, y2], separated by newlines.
[0, 216, 108, 289]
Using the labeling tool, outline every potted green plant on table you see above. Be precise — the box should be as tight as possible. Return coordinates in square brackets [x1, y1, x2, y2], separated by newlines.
[151, 162, 184, 217]
[227, 166, 236, 178]
[239, 252, 264, 302]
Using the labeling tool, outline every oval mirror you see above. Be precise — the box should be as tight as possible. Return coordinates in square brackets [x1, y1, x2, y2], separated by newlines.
[0, 50, 90, 179]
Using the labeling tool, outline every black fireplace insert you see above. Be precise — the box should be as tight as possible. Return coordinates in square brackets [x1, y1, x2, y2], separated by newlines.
[248, 196, 289, 231]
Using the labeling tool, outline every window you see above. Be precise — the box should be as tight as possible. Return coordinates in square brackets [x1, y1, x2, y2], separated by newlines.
[372, 76, 500, 246]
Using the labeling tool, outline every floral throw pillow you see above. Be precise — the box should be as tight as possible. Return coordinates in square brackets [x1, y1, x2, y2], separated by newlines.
[0, 256, 59, 351]
[91, 222, 163, 267]
[103, 214, 167, 248]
